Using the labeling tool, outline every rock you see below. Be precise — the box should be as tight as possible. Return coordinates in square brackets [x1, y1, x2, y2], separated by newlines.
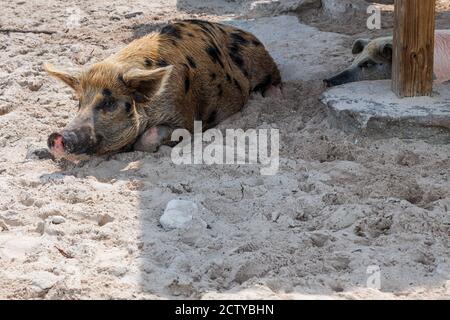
[124, 11, 143, 19]
[321, 81, 450, 143]
[0, 234, 41, 261]
[324, 205, 370, 231]
[50, 215, 66, 224]
[160, 199, 199, 230]
[97, 213, 114, 226]
[396, 151, 420, 167]
[17, 79, 43, 91]
[28, 271, 60, 292]
[26, 146, 54, 160]
[36, 221, 58, 236]
[309, 232, 330, 247]
[245, 0, 321, 18]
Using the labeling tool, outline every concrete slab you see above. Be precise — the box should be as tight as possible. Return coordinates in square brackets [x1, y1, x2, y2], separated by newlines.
[225, 15, 350, 81]
[321, 80, 450, 143]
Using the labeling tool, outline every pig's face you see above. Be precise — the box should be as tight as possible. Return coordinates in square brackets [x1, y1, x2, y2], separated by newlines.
[324, 37, 393, 87]
[44, 62, 172, 159]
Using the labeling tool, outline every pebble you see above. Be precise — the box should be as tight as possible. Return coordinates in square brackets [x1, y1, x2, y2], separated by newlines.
[26, 146, 54, 160]
[310, 232, 330, 247]
[28, 271, 60, 292]
[124, 11, 143, 19]
[50, 215, 66, 224]
[160, 199, 198, 230]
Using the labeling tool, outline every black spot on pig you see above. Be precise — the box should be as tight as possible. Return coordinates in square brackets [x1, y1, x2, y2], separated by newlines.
[252, 39, 262, 46]
[160, 24, 182, 39]
[157, 58, 168, 67]
[217, 83, 223, 97]
[230, 33, 249, 46]
[186, 56, 197, 69]
[125, 102, 132, 114]
[206, 45, 224, 68]
[184, 75, 190, 94]
[206, 110, 217, 127]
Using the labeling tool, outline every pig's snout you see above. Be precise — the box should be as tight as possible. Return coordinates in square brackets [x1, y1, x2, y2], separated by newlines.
[48, 127, 99, 156]
[323, 79, 332, 88]
[48, 132, 65, 154]
[324, 69, 357, 88]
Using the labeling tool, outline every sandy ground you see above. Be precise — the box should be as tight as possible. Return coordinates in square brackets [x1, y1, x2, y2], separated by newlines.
[0, 0, 449, 299]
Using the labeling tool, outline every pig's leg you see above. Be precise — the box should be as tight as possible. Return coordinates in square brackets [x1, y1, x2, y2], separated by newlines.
[264, 85, 283, 98]
[133, 125, 173, 152]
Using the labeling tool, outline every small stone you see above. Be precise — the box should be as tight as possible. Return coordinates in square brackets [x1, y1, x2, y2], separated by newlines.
[124, 11, 143, 19]
[17, 79, 43, 92]
[28, 271, 60, 292]
[36, 221, 58, 236]
[97, 214, 114, 226]
[26, 146, 54, 160]
[50, 216, 66, 224]
[310, 232, 329, 247]
[160, 200, 198, 230]
[396, 150, 420, 167]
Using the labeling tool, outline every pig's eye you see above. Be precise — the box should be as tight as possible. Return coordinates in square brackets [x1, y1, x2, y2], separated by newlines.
[97, 97, 117, 112]
[125, 102, 132, 113]
[360, 61, 376, 69]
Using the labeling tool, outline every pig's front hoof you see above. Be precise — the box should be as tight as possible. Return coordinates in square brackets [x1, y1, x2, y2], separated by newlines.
[133, 126, 172, 153]
[264, 85, 283, 98]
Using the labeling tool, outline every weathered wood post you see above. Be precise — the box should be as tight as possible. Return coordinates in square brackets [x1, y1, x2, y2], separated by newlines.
[392, 0, 436, 97]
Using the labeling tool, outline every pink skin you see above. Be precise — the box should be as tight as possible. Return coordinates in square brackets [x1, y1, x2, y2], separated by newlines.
[434, 30, 450, 84]
[50, 135, 66, 159]
[264, 85, 283, 98]
[133, 126, 171, 152]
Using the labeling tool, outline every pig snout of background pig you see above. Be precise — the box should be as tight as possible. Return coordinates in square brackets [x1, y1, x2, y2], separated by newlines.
[324, 31, 450, 88]
[323, 37, 393, 88]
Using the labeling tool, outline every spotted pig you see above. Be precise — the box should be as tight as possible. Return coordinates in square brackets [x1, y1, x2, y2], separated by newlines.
[45, 20, 281, 159]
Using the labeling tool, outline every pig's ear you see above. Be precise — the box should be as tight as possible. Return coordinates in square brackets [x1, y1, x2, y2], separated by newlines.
[379, 43, 393, 61]
[43, 63, 81, 91]
[352, 39, 370, 54]
[122, 66, 173, 102]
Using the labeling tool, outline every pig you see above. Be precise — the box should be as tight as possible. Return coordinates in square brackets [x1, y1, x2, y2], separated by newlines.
[324, 30, 450, 87]
[45, 20, 281, 160]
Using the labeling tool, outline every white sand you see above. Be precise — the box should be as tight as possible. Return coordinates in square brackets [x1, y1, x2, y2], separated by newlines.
[0, 0, 449, 299]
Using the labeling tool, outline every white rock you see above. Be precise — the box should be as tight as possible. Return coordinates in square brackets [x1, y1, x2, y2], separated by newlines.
[27, 271, 60, 292]
[160, 200, 198, 230]
[50, 215, 66, 224]
[0, 234, 41, 261]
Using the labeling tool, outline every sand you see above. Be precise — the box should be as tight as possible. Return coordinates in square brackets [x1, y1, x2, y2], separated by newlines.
[0, 0, 449, 299]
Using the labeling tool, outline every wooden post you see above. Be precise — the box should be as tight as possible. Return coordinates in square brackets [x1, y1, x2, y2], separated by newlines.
[392, 0, 436, 97]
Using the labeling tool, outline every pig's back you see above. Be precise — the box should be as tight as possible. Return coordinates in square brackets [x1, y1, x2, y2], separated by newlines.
[155, 20, 281, 130]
